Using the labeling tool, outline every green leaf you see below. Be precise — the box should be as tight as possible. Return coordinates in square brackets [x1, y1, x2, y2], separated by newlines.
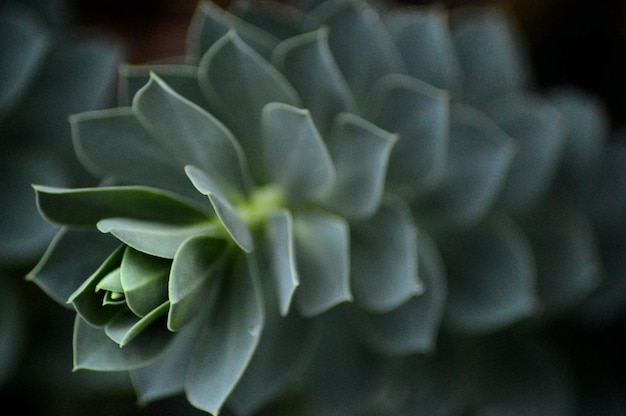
[70, 108, 199, 199]
[440, 214, 538, 333]
[186, 254, 264, 415]
[68, 245, 126, 327]
[265, 209, 299, 316]
[104, 301, 170, 346]
[97, 218, 220, 259]
[120, 247, 170, 317]
[133, 73, 251, 201]
[349, 230, 446, 355]
[198, 31, 300, 179]
[230, 0, 305, 40]
[73, 315, 172, 371]
[186, 0, 279, 60]
[451, 7, 530, 105]
[34, 185, 211, 227]
[486, 92, 565, 213]
[262, 103, 335, 204]
[385, 6, 461, 91]
[308, 0, 405, 105]
[319, 112, 397, 219]
[293, 211, 351, 316]
[27, 229, 120, 305]
[368, 74, 449, 197]
[207, 193, 254, 253]
[168, 235, 228, 331]
[271, 28, 357, 135]
[412, 104, 516, 230]
[350, 197, 420, 313]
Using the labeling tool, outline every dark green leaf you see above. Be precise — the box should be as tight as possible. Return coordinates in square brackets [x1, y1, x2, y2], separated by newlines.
[104, 301, 170, 346]
[208, 193, 254, 253]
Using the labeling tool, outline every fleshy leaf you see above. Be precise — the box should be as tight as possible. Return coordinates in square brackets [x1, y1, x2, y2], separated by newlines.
[412, 104, 516, 230]
[208, 193, 255, 253]
[271, 27, 357, 135]
[34, 185, 211, 227]
[308, 0, 405, 105]
[320, 112, 397, 219]
[185, 254, 264, 415]
[385, 6, 461, 91]
[230, 0, 305, 40]
[450, 6, 530, 105]
[70, 108, 199, 199]
[368, 74, 449, 197]
[350, 230, 446, 355]
[486, 92, 565, 213]
[97, 218, 220, 259]
[186, 0, 279, 60]
[293, 211, 351, 316]
[350, 197, 420, 313]
[73, 315, 172, 371]
[168, 235, 228, 331]
[120, 247, 170, 317]
[104, 302, 170, 346]
[440, 214, 538, 333]
[265, 209, 299, 316]
[262, 102, 335, 204]
[198, 31, 300, 179]
[133, 73, 250, 200]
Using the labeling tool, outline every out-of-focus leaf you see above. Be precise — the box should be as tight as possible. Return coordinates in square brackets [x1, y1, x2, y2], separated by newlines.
[486, 92, 565, 213]
[440, 213, 538, 333]
[350, 197, 420, 313]
[450, 6, 530, 105]
[0, 279, 25, 387]
[198, 31, 300, 180]
[385, 5, 461, 92]
[265, 209, 299, 316]
[293, 211, 351, 316]
[231, 0, 305, 40]
[320, 112, 396, 219]
[368, 74, 449, 197]
[120, 247, 170, 317]
[134, 73, 251, 201]
[73, 315, 172, 371]
[186, 254, 264, 415]
[413, 104, 515, 230]
[271, 28, 357, 135]
[307, 0, 405, 105]
[262, 103, 335, 204]
[168, 235, 228, 331]
[34, 185, 211, 227]
[349, 228, 446, 355]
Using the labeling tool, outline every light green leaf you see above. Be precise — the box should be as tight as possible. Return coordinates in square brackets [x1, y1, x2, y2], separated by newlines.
[350, 197, 420, 313]
[186, 0, 279, 60]
[168, 235, 228, 331]
[120, 247, 170, 317]
[350, 230, 446, 355]
[368, 74, 449, 197]
[34, 185, 211, 227]
[293, 211, 351, 316]
[27, 229, 120, 305]
[412, 104, 516, 230]
[133, 73, 251, 201]
[207, 193, 254, 253]
[73, 315, 172, 371]
[70, 108, 199, 199]
[320, 112, 397, 219]
[262, 103, 335, 204]
[308, 0, 405, 105]
[104, 301, 170, 346]
[486, 93, 565, 213]
[440, 214, 538, 333]
[271, 28, 357, 135]
[186, 254, 264, 415]
[97, 218, 220, 259]
[385, 6, 461, 91]
[198, 31, 300, 179]
[265, 209, 299, 316]
[451, 7, 530, 105]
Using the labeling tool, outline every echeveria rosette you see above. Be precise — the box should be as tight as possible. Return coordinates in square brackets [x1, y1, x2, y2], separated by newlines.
[28, 21, 401, 411]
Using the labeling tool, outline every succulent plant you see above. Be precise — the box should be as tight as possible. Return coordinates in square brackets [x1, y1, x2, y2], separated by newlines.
[25, 0, 626, 415]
